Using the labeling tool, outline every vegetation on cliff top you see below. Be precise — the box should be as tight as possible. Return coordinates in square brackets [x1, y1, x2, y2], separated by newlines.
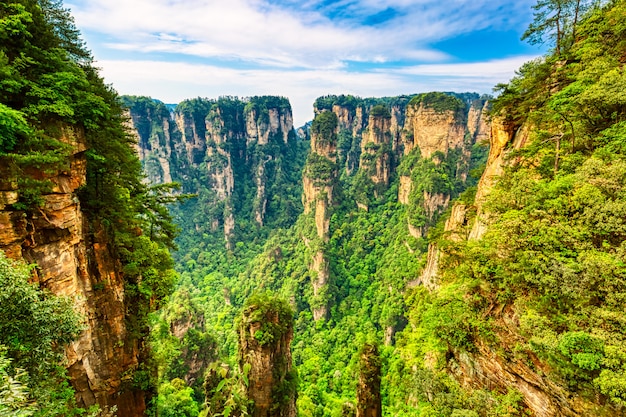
[408, 92, 466, 114]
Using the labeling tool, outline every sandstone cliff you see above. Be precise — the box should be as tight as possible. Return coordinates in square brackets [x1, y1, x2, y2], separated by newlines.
[356, 344, 382, 417]
[302, 110, 339, 320]
[0, 128, 146, 414]
[415, 114, 622, 415]
[403, 103, 466, 159]
[360, 108, 393, 191]
[125, 96, 302, 248]
[239, 295, 297, 417]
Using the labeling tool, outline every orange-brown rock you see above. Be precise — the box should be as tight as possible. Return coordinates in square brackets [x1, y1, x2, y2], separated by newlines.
[404, 104, 466, 159]
[360, 113, 392, 187]
[356, 344, 382, 417]
[0, 130, 147, 415]
[239, 296, 296, 417]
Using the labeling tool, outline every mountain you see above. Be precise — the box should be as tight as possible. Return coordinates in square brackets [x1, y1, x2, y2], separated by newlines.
[125, 91, 490, 414]
[3, 0, 626, 416]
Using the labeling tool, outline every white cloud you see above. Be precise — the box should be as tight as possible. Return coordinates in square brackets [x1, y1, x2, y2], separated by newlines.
[68, 0, 535, 68]
[95, 55, 536, 126]
[389, 55, 538, 77]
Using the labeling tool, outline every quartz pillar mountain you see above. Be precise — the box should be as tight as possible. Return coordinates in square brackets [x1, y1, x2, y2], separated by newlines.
[356, 344, 382, 417]
[239, 295, 297, 417]
[302, 111, 339, 321]
[300, 93, 490, 321]
[124, 96, 304, 249]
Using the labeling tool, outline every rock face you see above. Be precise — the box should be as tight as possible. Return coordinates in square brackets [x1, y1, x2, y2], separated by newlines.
[416, 203, 469, 288]
[403, 104, 466, 159]
[239, 296, 296, 417]
[302, 111, 339, 320]
[356, 344, 382, 417]
[124, 96, 301, 248]
[416, 113, 624, 416]
[0, 128, 146, 414]
[469, 118, 528, 240]
[360, 110, 393, 189]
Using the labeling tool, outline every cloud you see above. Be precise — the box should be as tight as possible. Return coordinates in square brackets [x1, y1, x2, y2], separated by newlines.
[94, 55, 536, 126]
[67, 0, 535, 68]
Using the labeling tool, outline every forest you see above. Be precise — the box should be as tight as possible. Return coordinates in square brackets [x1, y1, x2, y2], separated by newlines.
[1, 0, 626, 416]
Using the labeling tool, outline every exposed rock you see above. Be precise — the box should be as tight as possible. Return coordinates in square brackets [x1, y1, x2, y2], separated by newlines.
[360, 113, 392, 188]
[415, 204, 469, 288]
[175, 111, 206, 166]
[128, 96, 300, 249]
[404, 104, 466, 159]
[469, 119, 529, 240]
[450, 309, 622, 417]
[254, 159, 268, 226]
[239, 296, 296, 417]
[311, 251, 329, 321]
[467, 100, 491, 144]
[398, 176, 411, 205]
[302, 111, 339, 320]
[126, 109, 174, 184]
[356, 344, 382, 417]
[245, 107, 293, 146]
[0, 130, 147, 414]
[422, 191, 450, 222]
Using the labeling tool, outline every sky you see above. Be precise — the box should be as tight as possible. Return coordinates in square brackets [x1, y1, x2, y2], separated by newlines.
[66, 0, 544, 126]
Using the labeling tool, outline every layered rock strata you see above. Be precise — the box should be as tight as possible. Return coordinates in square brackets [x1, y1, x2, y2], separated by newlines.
[0, 128, 146, 414]
[302, 111, 339, 320]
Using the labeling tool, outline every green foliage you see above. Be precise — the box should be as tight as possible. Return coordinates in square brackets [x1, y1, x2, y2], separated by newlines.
[1, 1, 181, 411]
[0, 346, 33, 417]
[311, 111, 338, 144]
[157, 378, 200, 417]
[417, 3, 626, 409]
[240, 292, 294, 347]
[0, 103, 30, 153]
[369, 105, 391, 119]
[521, 0, 596, 55]
[314, 95, 361, 112]
[0, 252, 85, 415]
[304, 153, 336, 185]
[409, 93, 466, 114]
[203, 362, 251, 417]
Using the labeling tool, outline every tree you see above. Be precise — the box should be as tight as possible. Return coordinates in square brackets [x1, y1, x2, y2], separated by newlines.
[0, 252, 82, 414]
[522, 0, 594, 55]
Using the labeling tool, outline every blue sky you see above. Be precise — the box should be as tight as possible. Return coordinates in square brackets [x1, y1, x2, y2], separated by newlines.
[67, 0, 543, 126]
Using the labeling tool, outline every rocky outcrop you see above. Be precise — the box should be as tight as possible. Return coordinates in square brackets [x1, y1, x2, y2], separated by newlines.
[467, 100, 491, 144]
[125, 104, 174, 184]
[398, 176, 411, 205]
[239, 296, 296, 417]
[174, 110, 207, 167]
[469, 119, 529, 240]
[205, 105, 241, 248]
[413, 108, 621, 415]
[403, 104, 466, 159]
[126, 96, 301, 247]
[245, 106, 293, 146]
[360, 111, 393, 189]
[0, 127, 146, 414]
[302, 111, 339, 320]
[356, 344, 382, 417]
[450, 309, 621, 417]
[415, 203, 469, 288]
